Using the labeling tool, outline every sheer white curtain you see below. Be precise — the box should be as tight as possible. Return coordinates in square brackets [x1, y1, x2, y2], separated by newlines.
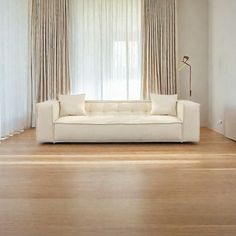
[0, 0, 30, 139]
[70, 0, 142, 100]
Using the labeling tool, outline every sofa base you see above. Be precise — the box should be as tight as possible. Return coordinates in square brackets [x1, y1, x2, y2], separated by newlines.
[54, 123, 183, 143]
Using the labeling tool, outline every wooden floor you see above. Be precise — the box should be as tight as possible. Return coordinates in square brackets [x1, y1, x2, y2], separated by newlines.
[0, 128, 236, 236]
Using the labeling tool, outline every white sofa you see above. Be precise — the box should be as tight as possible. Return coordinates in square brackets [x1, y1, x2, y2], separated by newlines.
[36, 100, 200, 143]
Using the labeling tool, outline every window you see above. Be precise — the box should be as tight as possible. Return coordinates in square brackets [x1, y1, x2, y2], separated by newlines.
[70, 0, 142, 100]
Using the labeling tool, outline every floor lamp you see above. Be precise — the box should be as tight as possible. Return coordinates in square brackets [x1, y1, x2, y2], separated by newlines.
[178, 56, 192, 97]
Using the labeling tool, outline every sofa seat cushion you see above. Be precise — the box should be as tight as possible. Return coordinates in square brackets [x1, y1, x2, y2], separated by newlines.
[55, 114, 182, 125]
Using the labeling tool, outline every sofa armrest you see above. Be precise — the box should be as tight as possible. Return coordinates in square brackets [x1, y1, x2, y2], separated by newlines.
[177, 100, 200, 142]
[36, 100, 59, 143]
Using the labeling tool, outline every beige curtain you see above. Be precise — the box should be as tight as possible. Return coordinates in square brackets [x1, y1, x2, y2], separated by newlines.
[30, 0, 71, 103]
[142, 0, 177, 99]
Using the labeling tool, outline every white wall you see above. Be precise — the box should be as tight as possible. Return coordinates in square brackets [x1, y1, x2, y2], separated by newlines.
[208, 0, 236, 140]
[177, 0, 209, 127]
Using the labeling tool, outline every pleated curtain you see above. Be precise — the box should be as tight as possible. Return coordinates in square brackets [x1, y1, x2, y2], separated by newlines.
[0, 0, 30, 139]
[142, 0, 177, 99]
[30, 0, 71, 103]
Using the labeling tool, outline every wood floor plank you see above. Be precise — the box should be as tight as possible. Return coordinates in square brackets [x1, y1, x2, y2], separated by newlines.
[0, 128, 236, 236]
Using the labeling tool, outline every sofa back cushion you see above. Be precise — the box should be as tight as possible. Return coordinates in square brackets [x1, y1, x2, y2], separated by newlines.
[85, 101, 151, 115]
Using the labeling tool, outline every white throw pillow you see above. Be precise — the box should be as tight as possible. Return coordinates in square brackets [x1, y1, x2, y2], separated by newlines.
[150, 94, 178, 116]
[59, 94, 86, 117]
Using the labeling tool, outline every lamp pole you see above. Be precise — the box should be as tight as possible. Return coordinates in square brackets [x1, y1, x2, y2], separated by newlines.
[182, 56, 192, 97]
